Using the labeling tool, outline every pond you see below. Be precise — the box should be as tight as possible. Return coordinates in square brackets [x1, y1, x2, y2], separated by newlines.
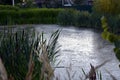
[34, 24, 120, 80]
[1, 24, 120, 80]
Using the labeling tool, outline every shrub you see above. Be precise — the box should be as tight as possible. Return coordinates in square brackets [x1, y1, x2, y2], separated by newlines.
[89, 13, 102, 29]
[0, 5, 19, 11]
[93, 0, 120, 15]
[106, 15, 120, 33]
[101, 16, 120, 62]
[57, 9, 102, 28]
[75, 11, 91, 27]
[57, 9, 77, 25]
[0, 8, 63, 25]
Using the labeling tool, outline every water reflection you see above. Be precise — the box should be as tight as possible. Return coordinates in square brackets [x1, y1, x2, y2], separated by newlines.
[34, 25, 120, 80]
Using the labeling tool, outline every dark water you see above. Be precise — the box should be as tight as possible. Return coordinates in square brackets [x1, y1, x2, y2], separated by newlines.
[34, 25, 120, 80]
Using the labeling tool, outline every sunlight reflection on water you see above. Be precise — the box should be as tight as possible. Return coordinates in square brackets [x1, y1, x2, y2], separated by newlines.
[35, 25, 120, 80]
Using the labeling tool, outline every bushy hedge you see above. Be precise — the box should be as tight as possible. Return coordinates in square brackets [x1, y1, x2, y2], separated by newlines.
[0, 8, 63, 25]
[57, 9, 76, 25]
[106, 15, 120, 33]
[75, 11, 91, 27]
[57, 9, 102, 29]
[57, 9, 120, 31]
[0, 5, 19, 10]
[101, 16, 120, 62]
[0, 6, 119, 31]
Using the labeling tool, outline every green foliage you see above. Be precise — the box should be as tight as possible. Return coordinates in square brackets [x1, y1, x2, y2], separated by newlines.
[57, 9, 102, 28]
[0, 5, 19, 10]
[57, 9, 77, 25]
[16, 0, 38, 8]
[114, 47, 120, 61]
[93, 0, 120, 15]
[0, 28, 60, 80]
[76, 11, 90, 27]
[89, 13, 102, 29]
[101, 16, 120, 61]
[93, 0, 120, 34]
[106, 15, 120, 33]
[0, 28, 35, 80]
[0, 8, 63, 25]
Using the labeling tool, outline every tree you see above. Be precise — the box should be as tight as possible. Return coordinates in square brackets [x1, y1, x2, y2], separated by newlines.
[93, 0, 120, 15]
[98, 0, 120, 65]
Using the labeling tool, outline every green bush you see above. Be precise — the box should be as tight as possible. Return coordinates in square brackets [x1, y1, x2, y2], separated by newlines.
[106, 15, 120, 33]
[0, 8, 63, 25]
[0, 5, 19, 10]
[57, 9, 102, 28]
[89, 13, 102, 29]
[75, 11, 91, 27]
[57, 9, 77, 25]
[93, 0, 120, 15]
[101, 16, 120, 62]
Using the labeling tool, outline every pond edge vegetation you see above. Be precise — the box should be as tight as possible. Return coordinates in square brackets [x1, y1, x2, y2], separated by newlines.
[0, 2, 120, 79]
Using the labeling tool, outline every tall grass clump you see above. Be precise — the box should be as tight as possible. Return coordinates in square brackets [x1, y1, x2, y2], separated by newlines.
[0, 27, 60, 80]
[0, 28, 34, 79]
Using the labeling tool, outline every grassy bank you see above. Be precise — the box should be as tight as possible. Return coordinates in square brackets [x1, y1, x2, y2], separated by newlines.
[0, 5, 120, 32]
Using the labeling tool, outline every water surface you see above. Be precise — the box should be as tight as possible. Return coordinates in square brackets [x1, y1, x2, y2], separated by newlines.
[34, 25, 120, 80]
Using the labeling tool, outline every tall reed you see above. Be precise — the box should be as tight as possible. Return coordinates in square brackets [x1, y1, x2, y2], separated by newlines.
[0, 27, 60, 80]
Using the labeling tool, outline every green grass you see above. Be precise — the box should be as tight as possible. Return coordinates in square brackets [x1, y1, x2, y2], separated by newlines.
[0, 27, 60, 80]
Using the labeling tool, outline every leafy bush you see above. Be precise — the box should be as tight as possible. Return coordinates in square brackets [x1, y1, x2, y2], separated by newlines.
[89, 13, 102, 29]
[75, 11, 91, 27]
[106, 15, 120, 33]
[93, 0, 120, 15]
[0, 5, 19, 10]
[101, 16, 120, 62]
[57, 9, 77, 25]
[0, 8, 63, 25]
[57, 9, 102, 28]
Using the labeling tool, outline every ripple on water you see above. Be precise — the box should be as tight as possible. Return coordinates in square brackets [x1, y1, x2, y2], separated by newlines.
[35, 25, 120, 80]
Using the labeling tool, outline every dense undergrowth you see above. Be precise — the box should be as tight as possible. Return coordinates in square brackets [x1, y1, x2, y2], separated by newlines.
[0, 4, 120, 80]
[0, 27, 117, 80]
[101, 16, 120, 62]
[0, 28, 60, 80]
[0, 5, 120, 32]
[0, 7, 63, 25]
